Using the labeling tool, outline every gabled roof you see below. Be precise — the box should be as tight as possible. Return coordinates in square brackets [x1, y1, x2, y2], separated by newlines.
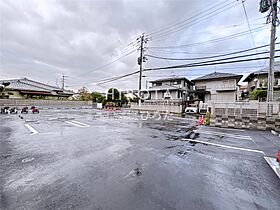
[0, 79, 51, 92]
[21, 78, 62, 91]
[192, 72, 243, 82]
[243, 62, 280, 82]
[149, 77, 194, 85]
[0, 78, 74, 96]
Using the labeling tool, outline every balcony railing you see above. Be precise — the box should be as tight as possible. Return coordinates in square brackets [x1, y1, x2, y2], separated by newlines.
[216, 86, 236, 91]
[195, 86, 206, 90]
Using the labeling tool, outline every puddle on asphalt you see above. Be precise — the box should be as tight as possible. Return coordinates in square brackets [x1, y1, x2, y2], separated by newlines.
[151, 135, 158, 139]
[125, 161, 143, 179]
[165, 144, 184, 149]
[21, 157, 35, 163]
[177, 150, 188, 156]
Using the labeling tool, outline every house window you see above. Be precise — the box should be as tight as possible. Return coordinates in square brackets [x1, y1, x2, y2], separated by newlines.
[155, 82, 162, 86]
[177, 91, 181, 99]
[171, 80, 180, 85]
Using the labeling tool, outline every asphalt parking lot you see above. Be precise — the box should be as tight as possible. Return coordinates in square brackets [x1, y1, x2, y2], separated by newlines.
[1, 109, 280, 210]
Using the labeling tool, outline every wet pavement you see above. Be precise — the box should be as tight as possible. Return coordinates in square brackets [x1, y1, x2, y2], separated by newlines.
[0, 109, 280, 210]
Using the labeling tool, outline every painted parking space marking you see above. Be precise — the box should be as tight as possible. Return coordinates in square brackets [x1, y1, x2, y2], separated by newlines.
[65, 121, 89, 128]
[194, 130, 252, 140]
[24, 124, 39, 135]
[71, 120, 90, 127]
[182, 138, 265, 155]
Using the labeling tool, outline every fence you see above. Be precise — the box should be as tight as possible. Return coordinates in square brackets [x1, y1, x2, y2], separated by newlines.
[210, 101, 280, 117]
[130, 100, 185, 114]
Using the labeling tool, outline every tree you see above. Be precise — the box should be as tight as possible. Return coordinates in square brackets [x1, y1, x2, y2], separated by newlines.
[106, 88, 127, 107]
[0, 82, 10, 99]
[250, 88, 267, 101]
[107, 88, 120, 102]
[77, 87, 92, 101]
[91, 92, 105, 103]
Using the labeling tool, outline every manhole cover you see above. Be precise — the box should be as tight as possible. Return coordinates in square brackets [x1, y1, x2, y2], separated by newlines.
[21, 157, 35, 163]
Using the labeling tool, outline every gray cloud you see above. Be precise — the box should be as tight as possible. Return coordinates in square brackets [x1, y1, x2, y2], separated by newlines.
[0, 0, 278, 91]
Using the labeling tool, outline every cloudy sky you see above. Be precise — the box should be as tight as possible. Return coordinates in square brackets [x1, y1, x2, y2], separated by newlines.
[0, 0, 279, 92]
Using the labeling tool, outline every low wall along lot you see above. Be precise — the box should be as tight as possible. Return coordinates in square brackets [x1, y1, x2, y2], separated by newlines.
[210, 115, 280, 131]
[0, 99, 92, 109]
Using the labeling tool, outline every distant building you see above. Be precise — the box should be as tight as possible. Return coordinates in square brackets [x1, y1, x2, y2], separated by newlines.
[192, 72, 242, 103]
[0, 78, 74, 99]
[243, 62, 280, 101]
[146, 77, 194, 101]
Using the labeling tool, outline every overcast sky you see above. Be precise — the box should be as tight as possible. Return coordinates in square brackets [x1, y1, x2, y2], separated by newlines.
[0, 0, 279, 92]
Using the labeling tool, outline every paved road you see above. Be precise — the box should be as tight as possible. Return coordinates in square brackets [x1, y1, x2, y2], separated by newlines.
[0, 109, 280, 210]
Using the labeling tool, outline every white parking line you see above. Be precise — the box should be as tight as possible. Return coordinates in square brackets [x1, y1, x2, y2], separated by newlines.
[24, 124, 39, 135]
[65, 121, 85, 128]
[71, 120, 90, 127]
[182, 138, 265, 155]
[194, 130, 252, 140]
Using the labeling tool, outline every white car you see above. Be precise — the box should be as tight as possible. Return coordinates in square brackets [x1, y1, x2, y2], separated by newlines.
[185, 107, 198, 114]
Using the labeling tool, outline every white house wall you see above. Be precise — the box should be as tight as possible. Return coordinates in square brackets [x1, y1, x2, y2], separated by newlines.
[150, 90, 180, 100]
[195, 79, 238, 103]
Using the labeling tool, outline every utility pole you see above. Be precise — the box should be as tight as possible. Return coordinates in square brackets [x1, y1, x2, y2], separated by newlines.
[259, 0, 278, 115]
[137, 33, 147, 108]
[267, 0, 278, 116]
[61, 74, 68, 90]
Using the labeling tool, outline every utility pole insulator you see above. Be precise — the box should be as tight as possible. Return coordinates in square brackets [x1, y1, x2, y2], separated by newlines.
[137, 57, 141, 65]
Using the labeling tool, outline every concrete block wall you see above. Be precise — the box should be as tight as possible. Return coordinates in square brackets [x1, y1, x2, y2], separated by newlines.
[211, 115, 279, 131]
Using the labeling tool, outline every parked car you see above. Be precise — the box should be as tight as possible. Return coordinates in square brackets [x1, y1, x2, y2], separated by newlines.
[185, 107, 198, 114]
[21, 107, 28, 114]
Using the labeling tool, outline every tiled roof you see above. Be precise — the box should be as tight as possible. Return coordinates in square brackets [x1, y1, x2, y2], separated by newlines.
[243, 62, 280, 82]
[192, 72, 243, 82]
[0, 78, 73, 96]
[0, 79, 51, 92]
[21, 78, 61, 91]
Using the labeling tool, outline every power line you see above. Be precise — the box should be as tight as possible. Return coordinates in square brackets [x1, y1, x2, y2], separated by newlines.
[76, 48, 137, 77]
[148, 26, 268, 49]
[239, 0, 265, 70]
[147, 0, 230, 36]
[146, 50, 280, 69]
[148, 1, 239, 41]
[144, 56, 280, 72]
[96, 56, 280, 85]
[146, 42, 278, 61]
[97, 70, 140, 85]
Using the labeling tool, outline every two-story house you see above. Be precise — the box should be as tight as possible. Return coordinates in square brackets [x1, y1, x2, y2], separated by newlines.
[146, 77, 194, 101]
[243, 62, 280, 101]
[192, 72, 242, 103]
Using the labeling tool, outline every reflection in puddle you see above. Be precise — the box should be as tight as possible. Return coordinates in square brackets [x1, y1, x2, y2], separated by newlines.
[21, 157, 35, 163]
